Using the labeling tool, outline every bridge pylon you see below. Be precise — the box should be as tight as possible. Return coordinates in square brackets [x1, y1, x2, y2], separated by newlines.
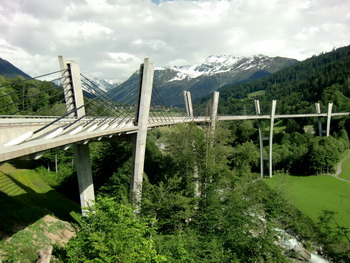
[315, 103, 323, 137]
[130, 58, 154, 206]
[326, 103, 333, 137]
[254, 100, 264, 178]
[58, 56, 95, 215]
[254, 100, 276, 178]
[184, 91, 194, 118]
[210, 91, 220, 134]
[268, 100, 277, 178]
[58, 56, 85, 118]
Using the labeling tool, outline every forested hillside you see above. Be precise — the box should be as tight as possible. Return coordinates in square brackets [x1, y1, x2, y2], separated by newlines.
[1, 47, 350, 262]
[218, 45, 350, 115]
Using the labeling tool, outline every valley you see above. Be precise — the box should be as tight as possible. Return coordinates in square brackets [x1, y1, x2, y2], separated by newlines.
[0, 45, 350, 262]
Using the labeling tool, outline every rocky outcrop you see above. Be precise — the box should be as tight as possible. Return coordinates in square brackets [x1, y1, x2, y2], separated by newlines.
[36, 245, 52, 263]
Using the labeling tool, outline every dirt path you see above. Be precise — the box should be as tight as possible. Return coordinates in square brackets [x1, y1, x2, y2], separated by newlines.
[330, 151, 350, 182]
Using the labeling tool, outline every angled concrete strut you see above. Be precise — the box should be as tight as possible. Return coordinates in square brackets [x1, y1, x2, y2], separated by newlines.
[130, 58, 154, 205]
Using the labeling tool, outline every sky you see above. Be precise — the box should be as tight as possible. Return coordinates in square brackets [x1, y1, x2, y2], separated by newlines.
[0, 0, 349, 83]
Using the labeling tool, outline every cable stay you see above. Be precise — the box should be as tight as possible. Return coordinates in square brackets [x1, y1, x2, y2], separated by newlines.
[0, 69, 68, 90]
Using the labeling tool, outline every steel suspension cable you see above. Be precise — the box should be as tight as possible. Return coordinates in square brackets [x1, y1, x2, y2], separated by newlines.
[152, 85, 175, 122]
[0, 69, 67, 90]
[80, 74, 137, 113]
[1, 84, 65, 114]
[33, 86, 124, 135]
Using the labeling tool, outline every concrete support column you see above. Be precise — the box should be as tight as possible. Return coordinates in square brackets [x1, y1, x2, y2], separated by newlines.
[210, 91, 220, 134]
[326, 103, 333, 137]
[73, 144, 95, 215]
[269, 100, 277, 178]
[315, 103, 323, 137]
[58, 56, 95, 215]
[254, 100, 264, 178]
[183, 91, 194, 118]
[130, 58, 154, 206]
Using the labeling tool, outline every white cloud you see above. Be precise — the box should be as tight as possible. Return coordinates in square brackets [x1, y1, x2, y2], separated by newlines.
[0, 0, 349, 82]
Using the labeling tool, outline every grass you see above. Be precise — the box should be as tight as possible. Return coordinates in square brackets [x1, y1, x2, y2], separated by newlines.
[247, 90, 266, 97]
[0, 161, 80, 261]
[0, 162, 80, 234]
[264, 174, 350, 231]
[274, 120, 285, 132]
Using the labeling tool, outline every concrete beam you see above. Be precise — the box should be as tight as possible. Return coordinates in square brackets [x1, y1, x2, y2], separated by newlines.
[131, 58, 154, 206]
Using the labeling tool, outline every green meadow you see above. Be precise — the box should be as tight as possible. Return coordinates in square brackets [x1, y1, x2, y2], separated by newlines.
[0, 162, 80, 261]
[264, 173, 350, 231]
[0, 162, 80, 236]
[247, 90, 266, 97]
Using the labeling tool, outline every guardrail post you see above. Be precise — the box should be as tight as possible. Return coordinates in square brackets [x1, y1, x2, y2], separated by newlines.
[210, 91, 220, 133]
[255, 100, 264, 178]
[58, 56, 94, 215]
[130, 58, 154, 206]
[184, 91, 194, 118]
[269, 100, 277, 178]
[326, 103, 333, 137]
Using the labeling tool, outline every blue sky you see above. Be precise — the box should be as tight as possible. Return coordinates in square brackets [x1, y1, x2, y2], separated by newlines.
[1, 0, 349, 82]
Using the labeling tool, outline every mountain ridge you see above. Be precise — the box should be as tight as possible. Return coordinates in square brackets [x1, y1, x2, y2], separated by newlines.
[112, 54, 299, 105]
[0, 58, 31, 79]
[0, 54, 299, 106]
[217, 44, 350, 115]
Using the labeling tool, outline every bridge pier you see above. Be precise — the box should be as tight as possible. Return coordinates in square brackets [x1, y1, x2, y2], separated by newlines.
[130, 58, 154, 206]
[315, 103, 323, 137]
[73, 144, 95, 214]
[254, 100, 264, 178]
[269, 100, 277, 178]
[326, 103, 333, 137]
[59, 56, 95, 214]
[210, 91, 220, 134]
[254, 100, 276, 178]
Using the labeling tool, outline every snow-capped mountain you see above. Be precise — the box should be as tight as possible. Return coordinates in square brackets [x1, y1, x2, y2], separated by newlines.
[83, 74, 118, 92]
[161, 54, 278, 82]
[51, 74, 118, 98]
[110, 54, 299, 106]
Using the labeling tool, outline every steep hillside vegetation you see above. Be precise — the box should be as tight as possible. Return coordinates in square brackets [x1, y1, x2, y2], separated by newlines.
[218, 45, 350, 115]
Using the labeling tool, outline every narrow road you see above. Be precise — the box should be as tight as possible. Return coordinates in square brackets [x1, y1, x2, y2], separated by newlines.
[330, 151, 350, 182]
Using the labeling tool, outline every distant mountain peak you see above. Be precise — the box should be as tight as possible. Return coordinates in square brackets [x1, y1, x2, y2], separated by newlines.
[160, 54, 294, 82]
[112, 54, 299, 106]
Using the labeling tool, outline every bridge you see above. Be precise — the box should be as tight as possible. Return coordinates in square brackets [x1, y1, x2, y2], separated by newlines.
[0, 56, 348, 213]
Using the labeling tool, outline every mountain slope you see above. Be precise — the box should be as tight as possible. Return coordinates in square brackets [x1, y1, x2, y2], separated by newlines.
[0, 58, 31, 79]
[111, 55, 298, 106]
[218, 45, 350, 115]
